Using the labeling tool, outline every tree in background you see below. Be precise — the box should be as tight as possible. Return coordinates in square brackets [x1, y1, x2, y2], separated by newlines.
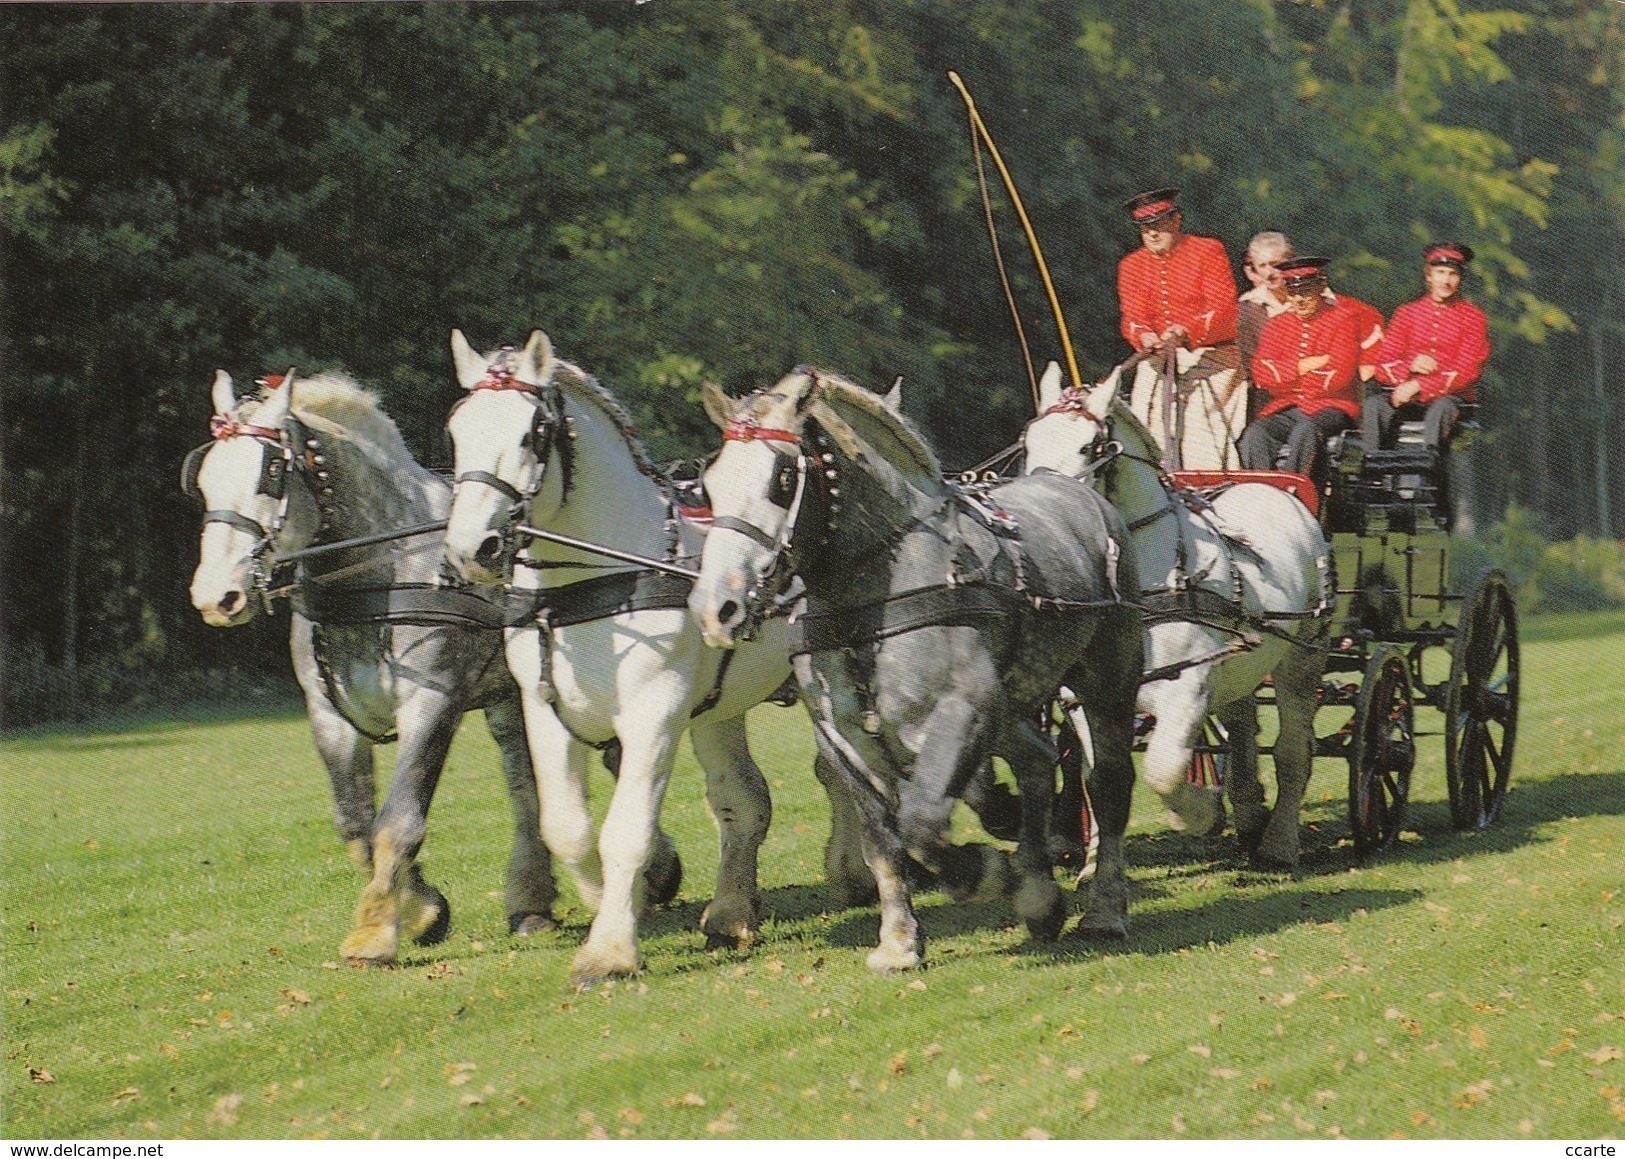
[2, 0, 1617, 724]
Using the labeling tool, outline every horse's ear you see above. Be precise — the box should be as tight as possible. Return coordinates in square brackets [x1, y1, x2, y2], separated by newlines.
[1037, 361, 1064, 413]
[1087, 373, 1118, 419]
[450, 329, 486, 390]
[807, 399, 863, 459]
[882, 375, 903, 414]
[701, 379, 739, 430]
[257, 370, 294, 428]
[519, 330, 555, 385]
[211, 369, 238, 416]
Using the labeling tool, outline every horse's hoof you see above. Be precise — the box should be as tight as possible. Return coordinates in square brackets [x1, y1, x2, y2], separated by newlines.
[343, 955, 397, 970]
[865, 944, 923, 973]
[643, 837, 683, 908]
[1016, 878, 1066, 943]
[1162, 783, 1223, 837]
[570, 946, 643, 990]
[403, 887, 451, 947]
[699, 899, 760, 951]
[1248, 848, 1299, 873]
[1071, 914, 1130, 941]
[339, 926, 399, 964]
[509, 912, 558, 937]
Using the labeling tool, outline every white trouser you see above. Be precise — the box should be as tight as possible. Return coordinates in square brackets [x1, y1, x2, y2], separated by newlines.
[1127, 347, 1246, 471]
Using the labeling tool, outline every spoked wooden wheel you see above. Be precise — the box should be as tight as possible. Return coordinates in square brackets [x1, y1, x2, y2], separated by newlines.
[1445, 568, 1520, 829]
[1348, 644, 1416, 860]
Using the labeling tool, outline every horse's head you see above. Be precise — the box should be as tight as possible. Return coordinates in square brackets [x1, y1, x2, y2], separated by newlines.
[187, 369, 319, 626]
[443, 329, 571, 584]
[1021, 361, 1122, 479]
[690, 368, 825, 648]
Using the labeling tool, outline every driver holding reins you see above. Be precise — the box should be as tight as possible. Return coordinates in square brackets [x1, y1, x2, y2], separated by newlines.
[1115, 187, 1243, 470]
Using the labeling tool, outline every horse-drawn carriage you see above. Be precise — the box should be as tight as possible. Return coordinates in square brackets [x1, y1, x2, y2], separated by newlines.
[1081, 386, 1520, 865]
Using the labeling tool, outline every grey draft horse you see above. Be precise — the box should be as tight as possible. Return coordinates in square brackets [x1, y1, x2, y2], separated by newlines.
[690, 368, 1144, 971]
[186, 369, 616, 963]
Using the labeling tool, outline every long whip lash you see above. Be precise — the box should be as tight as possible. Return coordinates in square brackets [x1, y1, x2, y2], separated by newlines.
[948, 71, 1086, 405]
[967, 100, 1038, 412]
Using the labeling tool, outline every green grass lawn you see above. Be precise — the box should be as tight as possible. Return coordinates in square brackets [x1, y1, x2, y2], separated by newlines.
[3, 612, 1623, 1140]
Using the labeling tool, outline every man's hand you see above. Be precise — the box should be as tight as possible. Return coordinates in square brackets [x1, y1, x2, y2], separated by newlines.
[1409, 353, 1438, 376]
[1138, 331, 1163, 353]
[1297, 354, 1331, 374]
[1392, 380, 1422, 405]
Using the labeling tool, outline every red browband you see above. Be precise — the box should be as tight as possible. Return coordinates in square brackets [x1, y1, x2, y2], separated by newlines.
[210, 415, 283, 441]
[1041, 388, 1104, 423]
[723, 417, 801, 445]
[1426, 247, 1466, 264]
[1132, 200, 1177, 222]
[472, 367, 539, 393]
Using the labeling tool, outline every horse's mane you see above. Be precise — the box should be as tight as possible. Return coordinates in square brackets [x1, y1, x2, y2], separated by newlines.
[809, 370, 944, 489]
[243, 372, 428, 478]
[552, 361, 662, 479]
[1105, 390, 1162, 459]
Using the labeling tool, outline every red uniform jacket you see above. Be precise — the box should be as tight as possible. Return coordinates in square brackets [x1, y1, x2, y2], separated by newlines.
[1336, 294, 1386, 378]
[1373, 295, 1491, 403]
[1117, 234, 1238, 350]
[1251, 300, 1363, 421]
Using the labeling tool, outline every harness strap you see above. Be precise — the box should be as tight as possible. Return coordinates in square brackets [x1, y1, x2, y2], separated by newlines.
[709, 513, 780, 552]
[296, 583, 510, 630]
[456, 470, 526, 504]
[793, 581, 1023, 655]
[510, 568, 694, 630]
[202, 509, 270, 539]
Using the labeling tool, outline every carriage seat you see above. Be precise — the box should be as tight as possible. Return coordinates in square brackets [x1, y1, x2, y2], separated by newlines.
[1170, 469, 1319, 518]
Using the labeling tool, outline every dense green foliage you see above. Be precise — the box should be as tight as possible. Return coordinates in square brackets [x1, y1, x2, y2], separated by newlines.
[3, 1, 1621, 723]
[3, 611, 1623, 1139]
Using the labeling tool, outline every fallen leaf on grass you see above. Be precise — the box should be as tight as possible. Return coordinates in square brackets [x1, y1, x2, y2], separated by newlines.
[706, 1119, 737, 1133]
[888, 1051, 908, 1075]
[207, 1094, 242, 1127]
[1469, 1027, 1488, 1049]
[668, 1092, 706, 1108]
[280, 989, 311, 1005]
[28, 1067, 54, 1084]
[1021, 1127, 1051, 1139]
[1079, 1089, 1099, 1113]
[1187, 1044, 1211, 1058]
[617, 1108, 644, 1125]
[459, 1093, 483, 1106]
[946, 1068, 964, 1091]
[1455, 1079, 1493, 1108]
[1209, 1068, 1241, 1080]
[1410, 1110, 1434, 1126]
[113, 1086, 139, 1103]
[1584, 1046, 1623, 1064]
[923, 1043, 944, 1058]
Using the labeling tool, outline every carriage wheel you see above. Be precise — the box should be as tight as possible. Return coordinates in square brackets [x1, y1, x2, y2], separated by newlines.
[1348, 644, 1415, 860]
[1444, 568, 1520, 830]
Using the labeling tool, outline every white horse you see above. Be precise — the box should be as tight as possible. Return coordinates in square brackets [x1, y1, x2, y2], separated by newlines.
[440, 331, 866, 987]
[1024, 362, 1332, 867]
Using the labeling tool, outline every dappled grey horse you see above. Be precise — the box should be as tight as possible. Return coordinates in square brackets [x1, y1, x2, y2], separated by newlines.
[186, 369, 572, 963]
[691, 368, 1144, 971]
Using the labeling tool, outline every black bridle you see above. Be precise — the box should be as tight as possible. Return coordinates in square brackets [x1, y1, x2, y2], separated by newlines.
[446, 360, 575, 579]
[182, 412, 322, 605]
[707, 404, 838, 640]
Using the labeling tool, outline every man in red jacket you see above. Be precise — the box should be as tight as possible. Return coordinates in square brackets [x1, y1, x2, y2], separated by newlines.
[1364, 242, 1491, 452]
[1239, 257, 1362, 481]
[1116, 188, 1242, 469]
